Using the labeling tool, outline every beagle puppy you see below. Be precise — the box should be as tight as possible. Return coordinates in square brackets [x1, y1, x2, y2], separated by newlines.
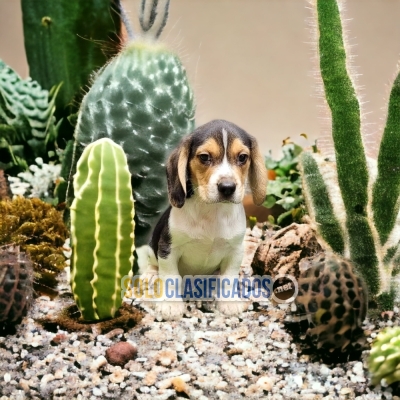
[144, 119, 267, 320]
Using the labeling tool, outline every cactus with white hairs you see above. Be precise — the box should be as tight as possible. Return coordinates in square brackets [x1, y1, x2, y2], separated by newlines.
[299, 0, 400, 309]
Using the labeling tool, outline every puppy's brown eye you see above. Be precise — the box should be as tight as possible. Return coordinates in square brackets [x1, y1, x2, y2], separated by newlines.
[238, 153, 249, 164]
[198, 153, 211, 164]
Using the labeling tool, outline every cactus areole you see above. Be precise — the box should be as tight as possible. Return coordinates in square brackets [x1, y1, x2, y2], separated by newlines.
[70, 138, 135, 321]
[70, 40, 195, 248]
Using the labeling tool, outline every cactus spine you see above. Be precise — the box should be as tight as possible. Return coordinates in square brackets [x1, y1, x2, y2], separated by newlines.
[300, 0, 400, 307]
[368, 327, 400, 386]
[68, 0, 195, 248]
[70, 138, 135, 321]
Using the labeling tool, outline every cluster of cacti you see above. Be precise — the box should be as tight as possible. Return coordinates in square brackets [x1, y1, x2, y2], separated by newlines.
[0, 245, 33, 330]
[0, 60, 60, 175]
[68, 0, 196, 248]
[0, 196, 68, 296]
[368, 326, 400, 386]
[70, 138, 135, 321]
[293, 252, 368, 351]
[299, 0, 400, 309]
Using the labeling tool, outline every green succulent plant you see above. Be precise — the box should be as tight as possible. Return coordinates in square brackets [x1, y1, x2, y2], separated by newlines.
[368, 327, 400, 386]
[263, 139, 309, 226]
[0, 60, 61, 176]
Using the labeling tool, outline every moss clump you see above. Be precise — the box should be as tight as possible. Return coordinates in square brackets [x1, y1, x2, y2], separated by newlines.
[0, 196, 68, 296]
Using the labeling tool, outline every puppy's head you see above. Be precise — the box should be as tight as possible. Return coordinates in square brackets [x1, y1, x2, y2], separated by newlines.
[166, 120, 267, 208]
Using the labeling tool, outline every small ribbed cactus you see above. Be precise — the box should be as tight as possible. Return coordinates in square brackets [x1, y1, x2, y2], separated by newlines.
[70, 138, 135, 321]
[0, 245, 33, 330]
[68, 0, 195, 248]
[368, 327, 400, 386]
[0, 60, 60, 175]
[299, 0, 400, 309]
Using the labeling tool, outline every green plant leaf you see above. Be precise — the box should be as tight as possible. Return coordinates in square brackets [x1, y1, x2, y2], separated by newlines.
[263, 194, 276, 209]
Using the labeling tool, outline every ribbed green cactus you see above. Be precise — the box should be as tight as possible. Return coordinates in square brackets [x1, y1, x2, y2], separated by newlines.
[368, 327, 400, 386]
[70, 138, 135, 321]
[0, 60, 60, 175]
[68, 1, 195, 248]
[300, 0, 400, 308]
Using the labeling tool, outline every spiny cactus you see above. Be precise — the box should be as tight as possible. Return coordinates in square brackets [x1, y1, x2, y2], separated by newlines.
[0, 60, 60, 175]
[368, 326, 400, 386]
[68, 0, 195, 248]
[293, 253, 368, 351]
[299, 0, 400, 309]
[0, 245, 33, 330]
[70, 138, 135, 321]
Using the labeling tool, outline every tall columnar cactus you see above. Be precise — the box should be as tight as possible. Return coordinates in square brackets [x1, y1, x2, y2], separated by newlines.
[70, 138, 135, 321]
[21, 0, 121, 114]
[368, 327, 400, 386]
[68, 0, 195, 249]
[299, 0, 400, 308]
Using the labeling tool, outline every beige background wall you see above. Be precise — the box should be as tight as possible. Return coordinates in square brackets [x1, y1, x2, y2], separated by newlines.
[1, 0, 400, 157]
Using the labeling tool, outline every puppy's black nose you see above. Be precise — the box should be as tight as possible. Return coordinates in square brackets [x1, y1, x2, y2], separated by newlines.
[218, 181, 236, 197]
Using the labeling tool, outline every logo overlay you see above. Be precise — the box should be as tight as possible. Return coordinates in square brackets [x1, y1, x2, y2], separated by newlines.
[122, 274, 298, 304]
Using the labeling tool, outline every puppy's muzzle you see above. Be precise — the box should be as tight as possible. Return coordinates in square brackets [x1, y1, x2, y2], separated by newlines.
[217, 179, 236, 199]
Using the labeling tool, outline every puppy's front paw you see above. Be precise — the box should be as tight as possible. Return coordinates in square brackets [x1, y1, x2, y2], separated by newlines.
[154, 300, 185, 321]
[216, 300, 250, 316]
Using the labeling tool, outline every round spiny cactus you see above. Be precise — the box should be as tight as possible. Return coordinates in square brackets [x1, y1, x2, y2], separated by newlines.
[0, 245, 33, 330]
[293, 252, 368, 351]
[368, 327, 400, 386]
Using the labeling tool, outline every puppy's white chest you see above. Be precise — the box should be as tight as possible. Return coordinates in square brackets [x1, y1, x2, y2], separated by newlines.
[169, 201, 246, 275]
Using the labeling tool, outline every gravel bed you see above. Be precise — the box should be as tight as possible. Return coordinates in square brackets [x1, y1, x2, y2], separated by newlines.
[0, 268, 398, 400]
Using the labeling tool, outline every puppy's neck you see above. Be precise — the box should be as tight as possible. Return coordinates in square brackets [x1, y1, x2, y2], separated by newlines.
[178, 193, 243, 219]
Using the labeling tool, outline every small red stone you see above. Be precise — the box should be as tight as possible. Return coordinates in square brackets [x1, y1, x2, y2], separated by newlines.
[105, 341, 137, 366]
[51, 333, 68, 345]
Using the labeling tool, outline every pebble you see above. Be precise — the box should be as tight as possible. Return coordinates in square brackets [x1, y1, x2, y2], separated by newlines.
[105, 342, 137, 366]
[92, 387, 103, 396]
[90, 355, 108, 371]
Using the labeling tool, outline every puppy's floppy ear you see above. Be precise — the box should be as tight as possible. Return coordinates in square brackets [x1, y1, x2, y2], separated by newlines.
[166, 135, 191, 208]
[249, 137, 268, 206]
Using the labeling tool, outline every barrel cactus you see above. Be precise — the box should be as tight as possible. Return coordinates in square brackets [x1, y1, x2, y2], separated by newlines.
[368, 327, 400, 386]
[0, 245, 33, 330]
[70, 138, 135, 321]
[68, 0, 196, 248]
[293, 253, 368, 351]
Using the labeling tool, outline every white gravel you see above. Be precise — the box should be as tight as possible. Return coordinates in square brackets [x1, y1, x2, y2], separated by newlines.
[0, 269, 398, 399]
